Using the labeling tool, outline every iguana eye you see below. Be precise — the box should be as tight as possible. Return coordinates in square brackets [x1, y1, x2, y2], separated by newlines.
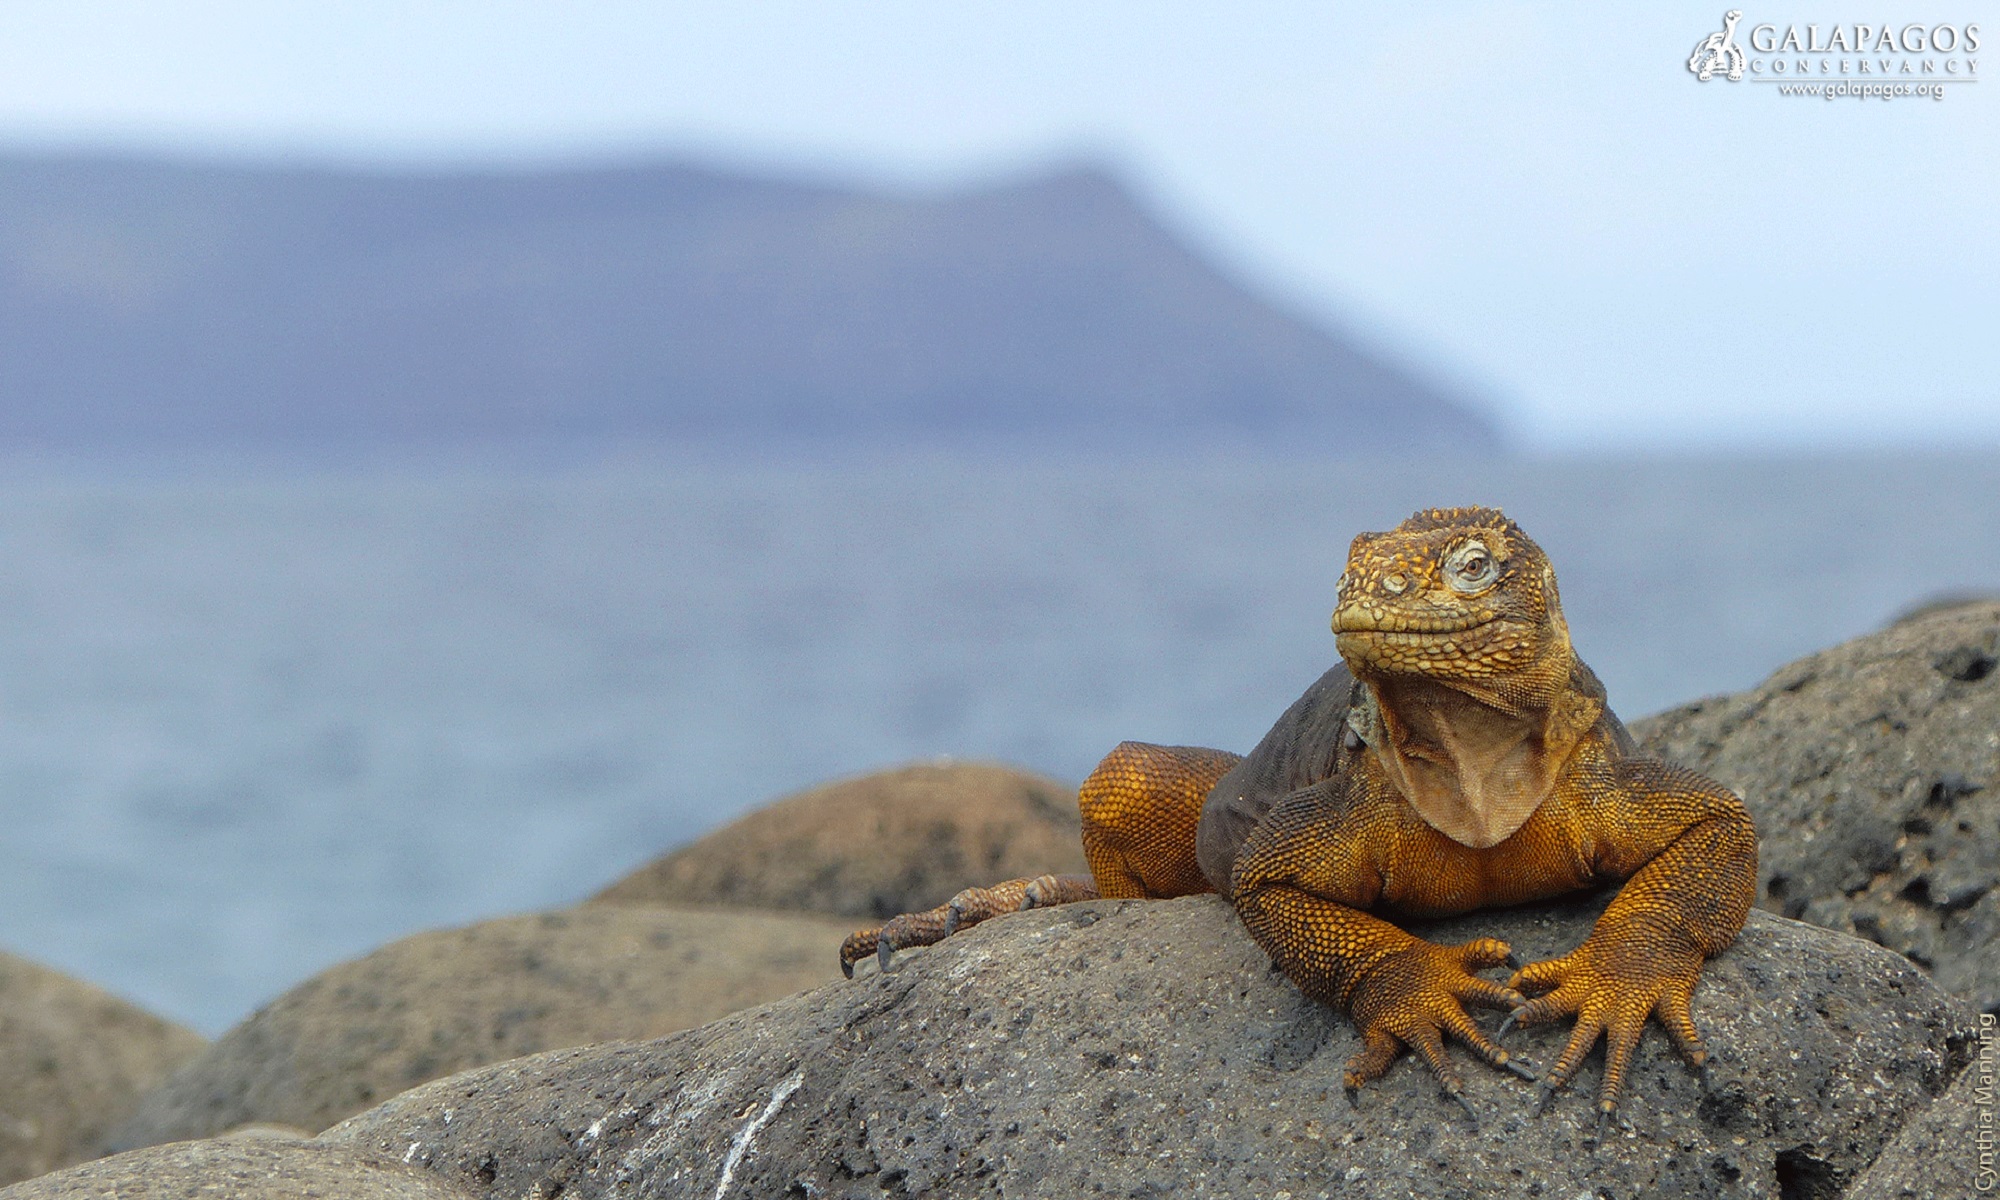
[1445, 542, 1497, 594]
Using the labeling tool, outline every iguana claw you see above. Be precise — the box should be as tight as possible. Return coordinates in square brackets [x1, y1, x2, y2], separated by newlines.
[1502, 1057, 1538, 1081]
[1448, 1089, 1479, 1130]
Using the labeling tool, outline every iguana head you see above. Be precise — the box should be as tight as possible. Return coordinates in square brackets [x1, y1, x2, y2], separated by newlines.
[1331, 506, 1595, 847]
[1330, 505, 1569, 699]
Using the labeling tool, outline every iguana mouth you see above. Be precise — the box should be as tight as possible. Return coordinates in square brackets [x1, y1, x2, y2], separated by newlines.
[1330, 610, 1494, 636]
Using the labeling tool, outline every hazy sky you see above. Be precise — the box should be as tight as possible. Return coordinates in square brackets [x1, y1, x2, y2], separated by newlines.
[1, 2, 1993, 451]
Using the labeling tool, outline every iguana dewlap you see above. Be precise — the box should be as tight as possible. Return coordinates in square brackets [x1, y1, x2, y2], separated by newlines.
[841, 506, 1758, 1121]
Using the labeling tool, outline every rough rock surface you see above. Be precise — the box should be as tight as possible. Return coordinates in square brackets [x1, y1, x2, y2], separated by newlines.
[1890, 591, 2000, 626]
[1635, 601, 2000, 1015]
[0, 950, 206, 1186]
[0, 1132, 471, 1200]
[104, 904, 855, 1152]
[590, 760, 1086, 918]
[330, 895, 1975, 1200]
[1845, 1036, 1999, 1200]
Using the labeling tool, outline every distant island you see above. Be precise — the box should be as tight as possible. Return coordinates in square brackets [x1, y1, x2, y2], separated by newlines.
[0, 152, 1496, 455]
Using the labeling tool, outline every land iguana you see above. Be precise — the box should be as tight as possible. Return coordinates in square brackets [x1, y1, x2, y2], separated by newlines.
[840, 506, 1757, 1123]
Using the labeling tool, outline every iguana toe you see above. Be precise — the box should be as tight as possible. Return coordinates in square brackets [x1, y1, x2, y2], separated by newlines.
[836, 905, 955, 976]
[838, 930, 873, 978]
[1020, 873, 1098, 911]
[943, 881, 1025, 936]
[877, 907, 952, 972]
[1341, 1026, 1403, 1093]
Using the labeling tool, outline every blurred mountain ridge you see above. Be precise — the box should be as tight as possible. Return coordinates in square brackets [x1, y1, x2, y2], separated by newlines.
[0, 151, 1496, 453]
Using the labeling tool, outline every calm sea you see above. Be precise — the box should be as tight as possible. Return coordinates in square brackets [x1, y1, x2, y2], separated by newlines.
[0, 449, 1994, 1034]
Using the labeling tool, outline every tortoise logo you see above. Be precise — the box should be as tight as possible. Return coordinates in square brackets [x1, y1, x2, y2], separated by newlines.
[1690, 10, 1749, 80]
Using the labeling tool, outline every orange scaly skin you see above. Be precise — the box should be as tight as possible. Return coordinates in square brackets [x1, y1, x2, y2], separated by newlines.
[840, 507, 1758, 1122]
[1078, 742, 1236, 899]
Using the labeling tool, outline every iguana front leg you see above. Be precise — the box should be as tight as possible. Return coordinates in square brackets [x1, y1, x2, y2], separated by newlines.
[1230, 783, 1535, 1120]
[1500, 761, 1757, 1120]
[1234, 884, 1533, 1119]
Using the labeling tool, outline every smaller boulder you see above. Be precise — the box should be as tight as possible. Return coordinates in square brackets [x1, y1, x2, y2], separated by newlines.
[0, 950, 206, 1185]
[0, 1133, 469, 1200]
[589, 759, 1086, 918]
[103, 904, 855, 1151]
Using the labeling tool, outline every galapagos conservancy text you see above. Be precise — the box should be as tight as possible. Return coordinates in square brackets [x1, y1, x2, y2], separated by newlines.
[1688, 13, 1979, 100]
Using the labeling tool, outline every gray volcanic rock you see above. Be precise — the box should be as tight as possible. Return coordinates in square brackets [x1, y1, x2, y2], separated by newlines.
[590, 760, 1087, 919]
[1890, 591, 2000, 626]
[0, 1133, 471, 1200]
[0, 950, 206, 1185]
[104, 904, 854, 1151]
[1634, 600, 2000, 1015]
[1846, 1046, 1999, 1200]
[328, 896, 1975, 1200]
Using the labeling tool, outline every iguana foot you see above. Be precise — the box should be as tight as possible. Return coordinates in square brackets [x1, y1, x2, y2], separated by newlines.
[839, 873, 1099, 976]
[1502, 935, 1709, 1115]
[1339, 936, 1532, 1115]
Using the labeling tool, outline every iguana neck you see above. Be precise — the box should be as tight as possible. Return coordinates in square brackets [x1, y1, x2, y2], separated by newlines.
[1350, 650, 1601, 849]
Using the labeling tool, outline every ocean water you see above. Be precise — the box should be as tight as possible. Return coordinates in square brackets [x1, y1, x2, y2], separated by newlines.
[0, 449, 1995, 1035]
